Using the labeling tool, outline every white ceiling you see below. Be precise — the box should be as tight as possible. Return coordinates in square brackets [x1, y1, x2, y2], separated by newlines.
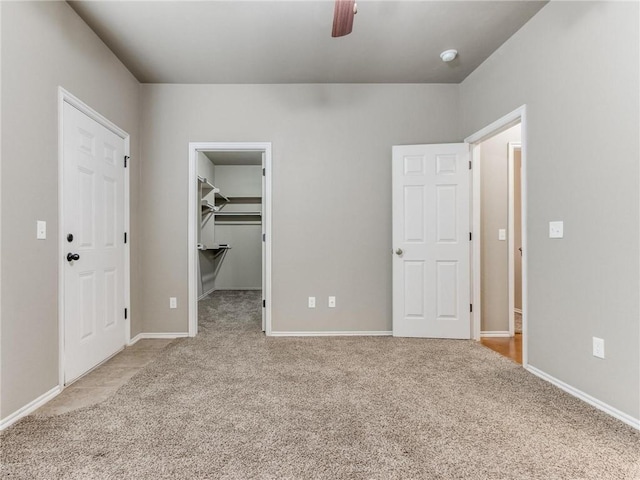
[68, 1, 546, 84]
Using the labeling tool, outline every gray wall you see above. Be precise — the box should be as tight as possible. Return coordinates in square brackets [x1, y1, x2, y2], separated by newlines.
[1, 2, 140, 418]
[214, 165, 262, 198]
[480, 125, 521, 332]
[461, 1, 639, 418]
[214, 225, 262, 290]
[139, 84, 460, 333]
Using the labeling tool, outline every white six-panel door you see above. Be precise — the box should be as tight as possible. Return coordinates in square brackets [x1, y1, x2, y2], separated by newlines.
[392, 144, 470, 339]
[63, 102, 126, 383]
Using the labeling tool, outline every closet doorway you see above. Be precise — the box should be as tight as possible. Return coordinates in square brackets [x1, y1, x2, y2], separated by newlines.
[188, 142, 272, 336]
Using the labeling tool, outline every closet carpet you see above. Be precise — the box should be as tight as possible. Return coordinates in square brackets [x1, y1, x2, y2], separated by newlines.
[2, 290, 638, 479]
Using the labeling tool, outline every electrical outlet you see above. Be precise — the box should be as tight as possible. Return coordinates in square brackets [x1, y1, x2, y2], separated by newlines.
[308, 297, 316, 308]
[328, 296, 336, 308]
[170, 297, 177, 309]
[549, 221, 564, 239]
[37, 220, 46, 240]
[592, 337, 605, 359]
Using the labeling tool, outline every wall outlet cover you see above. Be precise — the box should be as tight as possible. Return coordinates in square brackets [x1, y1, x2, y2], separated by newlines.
[37, 220, 47, 240]
[328, 296, 336, 308]
[549, 221, 564, 239]
[592, 337, 605, 359]
[498, 229, 506, 241]
[170, 297, 177, 309]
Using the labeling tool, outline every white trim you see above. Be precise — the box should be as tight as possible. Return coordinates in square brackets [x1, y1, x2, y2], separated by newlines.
[526, 365, 640, 430]
[464, 106, 526, 145]
[270, 331, 392, 337]
[0, 386, 61, 431]
[128, 332, 188, 346]
[508, 142, 522, 338]
[480, 331, 511, 338]
[57, 87, 131, 389]
[466, 105, 528, 367]
[124, 135, 131, 346]
[188, 146, 197, 336]
[188, 142, 273, 337]
[470, 143, 482, 341]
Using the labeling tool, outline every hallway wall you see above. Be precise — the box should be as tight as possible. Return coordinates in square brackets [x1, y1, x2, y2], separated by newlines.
[461, 1, 639, 420]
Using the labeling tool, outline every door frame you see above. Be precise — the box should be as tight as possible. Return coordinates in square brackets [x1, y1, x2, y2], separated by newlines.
[57, 87, 131, 388]
[187, 142, 273, 336]
[508, 142, 522, 337]
[465, 104, 528, 366]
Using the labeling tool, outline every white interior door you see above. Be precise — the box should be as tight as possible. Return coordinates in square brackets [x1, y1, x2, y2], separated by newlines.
[63, 102, 126, 383]
[392, 144, 470, 338]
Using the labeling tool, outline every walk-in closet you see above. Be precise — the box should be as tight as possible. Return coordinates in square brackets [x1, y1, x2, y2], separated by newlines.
[196, 150, 264, 312]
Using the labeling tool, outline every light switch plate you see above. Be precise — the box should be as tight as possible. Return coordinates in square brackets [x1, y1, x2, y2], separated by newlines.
[328, 296, 336, 308]
[308, 297, 316, 308]
[549, 221, 564, 239]
[498, 229, 506, 241]
[592, 337, 605, 359]
[169, 297, 177, 309]
[37, 220, 47, 240]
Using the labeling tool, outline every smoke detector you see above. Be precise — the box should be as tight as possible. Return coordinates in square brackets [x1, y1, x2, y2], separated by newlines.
[440, 49, 458, 62]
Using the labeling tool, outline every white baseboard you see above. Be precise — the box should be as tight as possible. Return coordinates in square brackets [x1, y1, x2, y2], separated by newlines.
[128, 332, 188, 346]
[269, 331, 392, 337]
[481, 331, 511, 337]
[526, 365, 639, 430]
[0, 385, 61, 431]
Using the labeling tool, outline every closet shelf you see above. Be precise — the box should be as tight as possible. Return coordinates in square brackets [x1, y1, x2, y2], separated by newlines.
[201, 200, 220, 213]
[197, 243, 231, 251]
[227, 196, 261, 204]
[197, 176, 216, 197]
[215, 191, 230, 203]
[198, 176, 229, 202]
[214, 211, 262, 217]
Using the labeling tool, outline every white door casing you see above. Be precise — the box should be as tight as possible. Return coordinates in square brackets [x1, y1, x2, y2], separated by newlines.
[187, 142, 272, 337]
[392, 144, 471, 339]
[261, 151, 266, 332]
[508, 142, 522, 337]
[62, 101, 126, 383]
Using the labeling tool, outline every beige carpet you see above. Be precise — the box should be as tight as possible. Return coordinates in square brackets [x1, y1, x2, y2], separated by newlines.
[1, 290, 638, 479]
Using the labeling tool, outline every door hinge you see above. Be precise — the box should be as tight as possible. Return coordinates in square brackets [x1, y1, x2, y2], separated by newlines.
[470, 304, 473, 313]
[262, 168, 266, 176]
[124, 308, 128, 319]
[262, 233, 266, 242]
[124, 155, 130, 168]
[469, 160, 472, 170]
[469, 232, 472, 241]
[262, 299, 266, 308]
[124, 232, 128, 244]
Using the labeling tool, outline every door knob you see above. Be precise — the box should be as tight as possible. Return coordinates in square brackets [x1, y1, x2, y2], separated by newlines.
[395, 248, 403, 256]
[66, 253, 80, 262]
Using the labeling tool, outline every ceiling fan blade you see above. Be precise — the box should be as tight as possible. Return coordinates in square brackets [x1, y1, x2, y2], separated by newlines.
[332, 0, 355, 37]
